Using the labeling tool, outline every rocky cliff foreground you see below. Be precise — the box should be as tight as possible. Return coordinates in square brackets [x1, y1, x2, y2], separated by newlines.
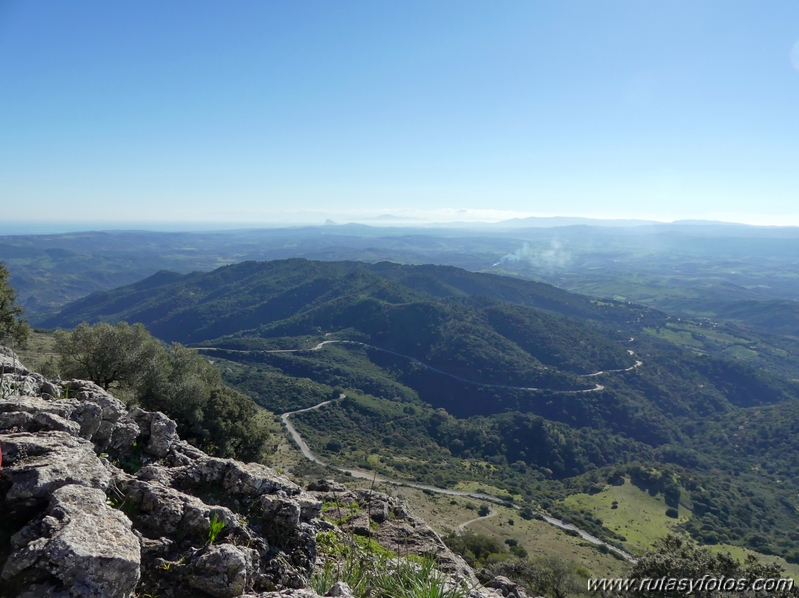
[0, 347, 517, 598]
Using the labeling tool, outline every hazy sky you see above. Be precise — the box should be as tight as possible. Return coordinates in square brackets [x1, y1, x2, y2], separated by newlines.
[2, 1, 798, 227]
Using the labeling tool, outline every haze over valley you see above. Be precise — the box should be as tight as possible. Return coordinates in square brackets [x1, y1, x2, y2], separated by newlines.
[3, 2, 799, 596]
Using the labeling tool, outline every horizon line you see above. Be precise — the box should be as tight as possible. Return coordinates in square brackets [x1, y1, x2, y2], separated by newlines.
[2, 216, 799, 236]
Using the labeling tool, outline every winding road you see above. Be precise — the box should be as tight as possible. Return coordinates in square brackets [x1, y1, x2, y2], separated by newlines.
[582, 350, 643, 378]
[456, 507, 497, 533]
[197, 339, 643, 394]
[200, 339, 640, 562]
[281, 395, 636, 563]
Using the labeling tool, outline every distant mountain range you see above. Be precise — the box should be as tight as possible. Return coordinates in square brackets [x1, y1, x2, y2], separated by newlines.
[3, 218, 798, 331]
[494, 216, 662, 228]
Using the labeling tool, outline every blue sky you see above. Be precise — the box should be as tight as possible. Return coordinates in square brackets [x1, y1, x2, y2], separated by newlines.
[1, 1, 798, 227]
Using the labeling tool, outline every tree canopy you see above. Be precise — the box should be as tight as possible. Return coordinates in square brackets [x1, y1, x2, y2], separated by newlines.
[54, 321, 272, 462]
[0, 262, 30, 346]
[136, 343, 271, 461]
[55, 321, 162, 390]
[625, 535, 798, 598]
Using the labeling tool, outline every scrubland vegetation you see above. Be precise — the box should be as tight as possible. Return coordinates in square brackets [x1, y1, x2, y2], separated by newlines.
[5, 255, 799, 592]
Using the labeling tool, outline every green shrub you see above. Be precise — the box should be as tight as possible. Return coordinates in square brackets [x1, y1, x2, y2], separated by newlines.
[312, 531, 467, 598]
[509, 545, 528, 559]
[444, 531, 506, 567]
[629, 535, 795, 597]
[55, 323, 272, 462]
[55, 322, 161, 390]
[207, 512, 225, 544]
[0, 263, 29, 346]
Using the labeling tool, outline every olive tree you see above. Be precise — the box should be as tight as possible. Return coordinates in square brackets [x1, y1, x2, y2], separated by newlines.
[55, 322, 271, 461]
[54, 321, 163, 390]
[137, 343, 270, 461]
[623, 535, 797, 598]
[0, 262, 30, 346]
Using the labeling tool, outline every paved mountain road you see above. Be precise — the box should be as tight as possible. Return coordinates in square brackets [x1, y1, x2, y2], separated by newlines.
[197, 339, 643, 394]
[203, 339, 640, 562]
[456, 507, 498, 534]
[281, 395, 636, 563]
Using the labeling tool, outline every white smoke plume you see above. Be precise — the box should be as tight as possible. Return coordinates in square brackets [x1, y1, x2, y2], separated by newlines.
[493, 240, 572, 271]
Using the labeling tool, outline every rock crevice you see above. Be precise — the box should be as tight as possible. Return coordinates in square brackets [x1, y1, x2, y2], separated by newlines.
[1, 348, 498, 598]
[1, 350, 323, 598]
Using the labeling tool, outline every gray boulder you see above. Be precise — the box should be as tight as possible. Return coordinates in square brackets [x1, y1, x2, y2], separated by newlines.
[61, 380, 127, 422]
[186, 544, 259, 598]
[0, 346, 29, 375]
[486, 575, 529, 598]
[306, 479, 345, 493]
[127, 408, 178, 458]
[1, 431, 111, 504]
[327, 581, 354, 597]
[0, 395, 106, 442]
[2, 484, 141, 598]
[1, 373, 44, 398]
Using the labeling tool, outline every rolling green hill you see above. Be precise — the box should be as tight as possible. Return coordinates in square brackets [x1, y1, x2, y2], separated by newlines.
[41, 259, 662, 335]
[43, 259, 797, 432]
[712, 300, 799, 338]
[40, 258, 799, 562]
[41, 259, 646, 387]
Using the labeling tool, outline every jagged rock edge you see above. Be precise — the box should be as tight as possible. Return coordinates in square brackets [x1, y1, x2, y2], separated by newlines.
[0, 347, 509, 598]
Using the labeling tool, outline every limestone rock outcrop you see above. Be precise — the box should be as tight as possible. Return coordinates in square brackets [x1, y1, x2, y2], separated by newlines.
[2, 484, 141, 598]
[1, 348, 502, 598]
[0, 348, 322, 598]
[303, 484, 479, 588]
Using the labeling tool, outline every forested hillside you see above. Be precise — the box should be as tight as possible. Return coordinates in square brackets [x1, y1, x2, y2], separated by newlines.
[41, 259, 661, 333]
[42, 259, 645, 387]
[41, 258, 799, 563]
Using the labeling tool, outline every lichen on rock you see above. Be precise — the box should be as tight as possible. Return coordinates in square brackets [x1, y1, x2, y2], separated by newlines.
[2, 484, 141, 598]
[0, 347, 323, 598]
[1, 346, 501, 598]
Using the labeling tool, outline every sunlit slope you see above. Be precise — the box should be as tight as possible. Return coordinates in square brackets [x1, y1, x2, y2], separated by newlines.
[41, 259, 640, 387]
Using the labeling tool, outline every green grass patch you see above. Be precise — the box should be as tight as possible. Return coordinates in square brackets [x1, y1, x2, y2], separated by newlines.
[644, 326, 703, 348]
[454, 480, 521, 502]
[562, 478, 690, 556]
[708, 544, 799, 582]
[723, 345, 759, 360]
